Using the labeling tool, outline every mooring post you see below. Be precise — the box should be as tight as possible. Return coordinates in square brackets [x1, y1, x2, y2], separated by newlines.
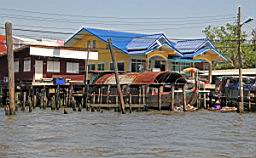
[22, 91, 26, 112]
[43, 86, 47, 109]
[158, 85, 162, 111]
[108, 39, 125, 114]
[27, 86, 32, 112]
[106, 85, 111, 110]
[182, 84, 187, 111]
[129, 87, 132, 113]
[142, 85, 145, 105]
[138, 86, 141, 104]
[170, 84, 175, 111]
[248, 91, 251, 112]
[83, 44, 90, 109]
[56, 85, 60, 110]
[32, 87, 36, 109]
[40, 88, 43, 109]
[5, 22, 16, 115]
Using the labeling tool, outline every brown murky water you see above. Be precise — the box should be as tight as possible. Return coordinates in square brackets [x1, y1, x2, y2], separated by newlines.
[0, 109, 256, 158]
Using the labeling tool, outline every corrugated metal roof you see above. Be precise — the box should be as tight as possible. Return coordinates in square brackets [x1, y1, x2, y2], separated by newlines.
[84, 28, 145, 54]
[94, 72, 186, 85]
[126, 34, 163, 50]
[174, 38, 227, 62]
[65, 27, 181, 56]
[200, 68, 256, 76]
[175, 38, 209, 53]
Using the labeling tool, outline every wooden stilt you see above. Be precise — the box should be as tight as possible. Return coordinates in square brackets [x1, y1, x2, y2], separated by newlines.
[248, 91, 251, 112]
[57, 85, 60, 110]
[43, 86, 47, 109]
[108, 39, 125, 114]
[22, 91, 26, 112]
[158, 86, 162, 111]
[32, 87, 37, 109]
[5, 22, 16, 115]
[129, 88, 132, 113]
[138, 86, 141, 105]
[171, 84, 175, 111]
[106, 85, 111, 110]
[182, 85, 187, 111]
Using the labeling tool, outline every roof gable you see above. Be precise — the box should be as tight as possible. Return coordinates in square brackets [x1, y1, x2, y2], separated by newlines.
[175, 38, 214, 53]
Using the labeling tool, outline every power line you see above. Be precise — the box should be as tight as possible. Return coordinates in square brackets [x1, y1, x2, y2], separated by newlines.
[0, 7, 235, 20]
[0, 14, 235, 26]
[0, 12, 235, 24]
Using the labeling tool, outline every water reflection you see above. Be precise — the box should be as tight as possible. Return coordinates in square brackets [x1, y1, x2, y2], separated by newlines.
[0, 109, 255, 158]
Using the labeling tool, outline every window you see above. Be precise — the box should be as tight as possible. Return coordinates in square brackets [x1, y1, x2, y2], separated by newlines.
[131, 59, 145, 72]
[98, 63, 104, 71]
[86, 40, 92, 48]
[23, 57, 31, 72]
[172, 62, 180, 72]
[203, 62, 209, 70]
[47, 61, 60, 73]
[172, 62, 191, 72]
[155, 60, 161, 68]
[92, 40, 96, 49]
[88, 64, 95, 71]
[86, 40, 96, 49]
[67, 62, 79, 73]
[110, 62, 124, 71]
[14, 59, 19, 72]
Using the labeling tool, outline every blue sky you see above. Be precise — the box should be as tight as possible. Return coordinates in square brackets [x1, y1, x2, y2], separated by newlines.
[0, 0, 255, 40]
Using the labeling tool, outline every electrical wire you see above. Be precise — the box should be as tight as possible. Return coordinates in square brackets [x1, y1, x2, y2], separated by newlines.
[0, 7, 235, 20]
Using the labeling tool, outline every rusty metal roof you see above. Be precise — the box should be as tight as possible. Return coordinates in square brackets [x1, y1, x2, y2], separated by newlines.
[94, 72, 186, 85]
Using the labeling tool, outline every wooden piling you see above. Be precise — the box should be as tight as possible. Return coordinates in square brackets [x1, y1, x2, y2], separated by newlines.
[182, 85, 187, 111]
[56, 85, 60, 110]
[22, 91, 26, 112]
[170, 84, 175, 111]
[32, 87, 37, 109]
[128, 92, 132, 113]
[142, 85, 145, 105]
[248, 91, 251, 112]
[108, 39, 125, 114]
[43, 86, 47, 109]
[158, 86, 162, 111]
[106, 85, 111, 110]
[5, 22, 16, 115]
[138, 86, 141, 104]
[83, 45, 90, 109]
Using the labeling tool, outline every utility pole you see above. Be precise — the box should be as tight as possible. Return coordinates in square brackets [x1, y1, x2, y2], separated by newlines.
[252, 29, 256, 51]
[83, 45, 90, 109]
[5, 22, 16, 115]
[108, 39, 125, 114]
[237, 6, 244, 113]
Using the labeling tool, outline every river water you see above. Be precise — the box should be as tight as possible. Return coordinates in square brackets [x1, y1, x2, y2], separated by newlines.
[0, 109, 255, 158]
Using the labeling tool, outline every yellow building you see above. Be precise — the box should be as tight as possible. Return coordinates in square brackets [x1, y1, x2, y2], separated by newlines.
[65, 27, 182, 72]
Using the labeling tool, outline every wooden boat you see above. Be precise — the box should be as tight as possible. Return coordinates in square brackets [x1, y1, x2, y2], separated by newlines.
[220, 106, 237, 113]
[208, 106, 237, 113]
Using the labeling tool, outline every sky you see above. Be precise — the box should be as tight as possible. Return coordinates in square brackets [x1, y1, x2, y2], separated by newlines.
[0, 0, 255, 41]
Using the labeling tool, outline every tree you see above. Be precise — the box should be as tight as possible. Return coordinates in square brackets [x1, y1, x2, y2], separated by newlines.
[203, 23, 255, 69]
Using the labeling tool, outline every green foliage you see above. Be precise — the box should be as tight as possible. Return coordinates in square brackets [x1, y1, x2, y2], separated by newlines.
[202, 23, 255, 69]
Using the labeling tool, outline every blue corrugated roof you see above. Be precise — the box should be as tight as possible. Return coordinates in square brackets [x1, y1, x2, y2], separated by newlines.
[84, 28, 146, 53]
[126, 34, 162, 50]
[65, 27, 181, 56]
[175, 38, 213, 53]
[173, 38, 227, 62]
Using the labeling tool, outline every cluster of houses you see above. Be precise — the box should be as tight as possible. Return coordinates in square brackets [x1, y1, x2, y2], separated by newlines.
[0, 27, 227, 85]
